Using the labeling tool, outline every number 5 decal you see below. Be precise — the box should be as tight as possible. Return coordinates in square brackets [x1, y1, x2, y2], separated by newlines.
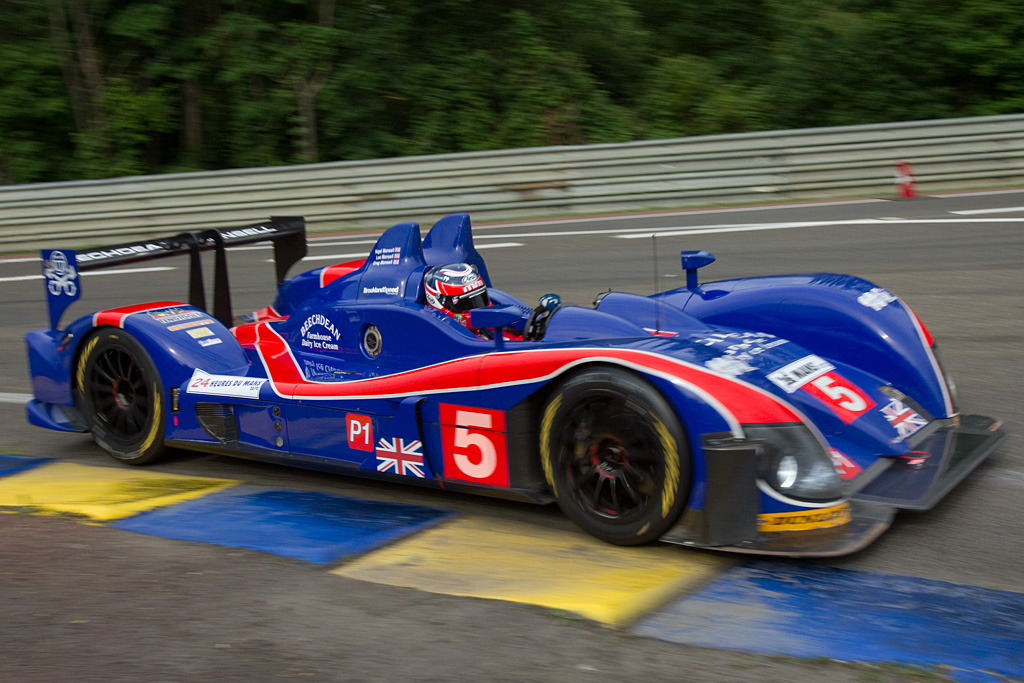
[802, 372, 876, 424]
[440, 404, 509, 487]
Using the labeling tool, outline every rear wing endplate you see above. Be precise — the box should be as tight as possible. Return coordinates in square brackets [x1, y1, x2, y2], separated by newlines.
[40, 216, 306, 330]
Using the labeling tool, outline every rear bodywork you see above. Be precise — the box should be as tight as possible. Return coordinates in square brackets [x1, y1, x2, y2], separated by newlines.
[25, 213, 1006, 556]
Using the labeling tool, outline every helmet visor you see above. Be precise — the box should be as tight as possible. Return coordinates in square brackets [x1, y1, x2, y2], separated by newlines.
[450, 285, 490, 312]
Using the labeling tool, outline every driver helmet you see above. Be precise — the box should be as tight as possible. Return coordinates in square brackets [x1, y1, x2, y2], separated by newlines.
[423, 262, 490, 328]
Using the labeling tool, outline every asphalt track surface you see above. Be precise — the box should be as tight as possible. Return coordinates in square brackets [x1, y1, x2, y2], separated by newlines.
[1, 190, 1022, 682]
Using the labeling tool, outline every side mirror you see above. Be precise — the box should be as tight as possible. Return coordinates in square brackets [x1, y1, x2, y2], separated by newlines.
[469, 305, 525, 351]
[469, 305, 523, 331]
[680, 250, 716, 290]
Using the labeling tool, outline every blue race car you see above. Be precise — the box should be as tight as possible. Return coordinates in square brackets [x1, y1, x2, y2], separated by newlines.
[25, 213, 1006, 556]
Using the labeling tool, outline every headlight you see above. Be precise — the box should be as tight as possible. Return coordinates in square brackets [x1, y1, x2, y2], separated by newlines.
[745, 424, 843, 504]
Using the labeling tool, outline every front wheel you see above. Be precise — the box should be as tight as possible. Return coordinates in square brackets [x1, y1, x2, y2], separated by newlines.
[74, 329, 168, 465]
[540, 366, 690, 545]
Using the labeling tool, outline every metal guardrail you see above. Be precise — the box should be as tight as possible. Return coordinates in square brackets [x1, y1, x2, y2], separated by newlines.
[2, 114, 1023, 251]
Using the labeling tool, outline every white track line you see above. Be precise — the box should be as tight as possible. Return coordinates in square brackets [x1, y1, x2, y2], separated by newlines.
[0, 266, 176, 283]
[950, 206, 1024, 215]
[0, 392, 32, 404]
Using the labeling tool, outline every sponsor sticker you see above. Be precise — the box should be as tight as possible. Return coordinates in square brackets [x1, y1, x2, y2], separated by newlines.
[693, 331, 787, 362]
[361, 285, 400, 296]
[187, 327, 214, 339]
[766, 355, 834, 393]
[186, 369, 266, 399]
[828, 449, 863, 481]
[198, 338, 222, 347]
[705, 356, 756, 376]
[858, 287, 897, 311]
[440, 404, 509, 487]
[168, 319, 215, 332]
[43, 250, 78, 297]
[149, 307, 205, 324]
[76, 243, 164, 263]
[299, 314, 342, 352]
[346, 414, 374, 452]
[758, 503, 852, 532]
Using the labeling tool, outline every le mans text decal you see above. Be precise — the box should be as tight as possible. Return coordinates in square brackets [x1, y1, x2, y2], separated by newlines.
[187, 369, 266, 399]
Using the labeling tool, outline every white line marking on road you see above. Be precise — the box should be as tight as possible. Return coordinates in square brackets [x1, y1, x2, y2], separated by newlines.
[0, 266, 177, 283]
[472, 199, 888, 231]
[475, 242, 524, 249]
[937, 188, 1024, 198]
[0, 392, 32, 404]
[615, 217, 1024, 239]
[950, 206, 1024, 215]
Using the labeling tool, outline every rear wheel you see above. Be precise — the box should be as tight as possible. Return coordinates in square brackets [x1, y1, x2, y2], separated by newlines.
[74, 329, 168, 465]
[540, 366, 690, 545]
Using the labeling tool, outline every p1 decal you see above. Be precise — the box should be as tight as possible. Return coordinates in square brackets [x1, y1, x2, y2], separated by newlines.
[346, 414, 374, 452]
[440, 404, 509, 487]
[800, 372, 875, 424]
[828, 449, 863, 481]
[881, 399, 928, 441]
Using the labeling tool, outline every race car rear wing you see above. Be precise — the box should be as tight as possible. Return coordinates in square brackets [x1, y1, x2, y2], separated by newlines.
[40, 216, 306, 330]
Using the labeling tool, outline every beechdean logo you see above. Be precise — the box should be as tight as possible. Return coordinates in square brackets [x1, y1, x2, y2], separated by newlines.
[43, 250, 78, 297]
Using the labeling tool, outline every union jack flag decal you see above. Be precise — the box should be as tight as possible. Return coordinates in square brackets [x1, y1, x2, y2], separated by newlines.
[376, 437, 425, 478]
[881, 399, 928, 440]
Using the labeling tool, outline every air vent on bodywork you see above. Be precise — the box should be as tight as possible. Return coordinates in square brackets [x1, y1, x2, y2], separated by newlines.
[195, 403, 240, 443]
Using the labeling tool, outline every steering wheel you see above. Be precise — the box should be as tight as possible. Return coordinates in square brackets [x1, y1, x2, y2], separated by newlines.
[524, 293, 561, 341]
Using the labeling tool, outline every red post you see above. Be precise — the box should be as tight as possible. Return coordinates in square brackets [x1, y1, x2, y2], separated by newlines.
[895, 161, 917, 198]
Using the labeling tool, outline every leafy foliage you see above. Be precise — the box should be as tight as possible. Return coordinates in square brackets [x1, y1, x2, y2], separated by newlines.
[1, 0, 1022, 183]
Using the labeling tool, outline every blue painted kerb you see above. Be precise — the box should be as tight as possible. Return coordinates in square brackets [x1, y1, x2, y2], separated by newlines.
[112, 486, 456, 564]
[634, 560, 1024, 680]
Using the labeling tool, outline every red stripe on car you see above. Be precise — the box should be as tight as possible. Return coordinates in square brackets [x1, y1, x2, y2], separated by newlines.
[319, 260, 365, 288]
[250, 323, 800, 427]
[92, 301, 184, 328]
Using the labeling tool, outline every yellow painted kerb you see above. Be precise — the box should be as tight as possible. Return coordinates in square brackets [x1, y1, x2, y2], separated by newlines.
[334, 516, 731, 628]
[0, 462, 238, 521]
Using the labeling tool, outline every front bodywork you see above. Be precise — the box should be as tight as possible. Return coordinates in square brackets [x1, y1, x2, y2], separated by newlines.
[25, 213, 1007, 556]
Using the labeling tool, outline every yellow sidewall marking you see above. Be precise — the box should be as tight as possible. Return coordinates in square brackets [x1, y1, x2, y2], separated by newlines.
[652, 416, 679, 518]
[76, 336, 99, 395]
[539, 393, 561, 496]
[138, 384, 162, 455]
[334, 516, 731, 628]
[0, 462, 237, 521]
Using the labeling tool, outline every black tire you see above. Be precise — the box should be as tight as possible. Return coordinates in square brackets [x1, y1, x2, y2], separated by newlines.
[74, 329, 168, 465]
[540, 366, 690, 545]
